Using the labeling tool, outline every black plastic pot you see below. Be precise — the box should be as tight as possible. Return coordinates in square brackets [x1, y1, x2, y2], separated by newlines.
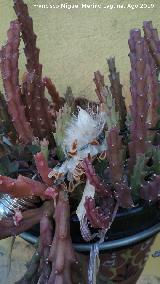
[20, 200, 160, 283]
[70, 201, 160, 244]
[22, 201, 160, 248]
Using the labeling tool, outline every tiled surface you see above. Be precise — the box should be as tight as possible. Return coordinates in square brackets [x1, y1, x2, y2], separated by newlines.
[0, 234, 160, 283]
[138, 234, 160, 284]
[138, 277, 160, 284]
[0, 237, 35, 284]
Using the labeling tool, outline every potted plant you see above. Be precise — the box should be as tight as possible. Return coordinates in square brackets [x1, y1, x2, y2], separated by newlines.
[0, 0, 160, 283]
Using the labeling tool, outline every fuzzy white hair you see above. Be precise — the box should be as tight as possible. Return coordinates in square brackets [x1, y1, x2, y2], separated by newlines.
[63, 107, 106, 154]
[49, 107, 107, 180]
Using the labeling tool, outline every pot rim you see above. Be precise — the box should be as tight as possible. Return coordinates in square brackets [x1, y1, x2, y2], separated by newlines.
[20, 222, 160, 251]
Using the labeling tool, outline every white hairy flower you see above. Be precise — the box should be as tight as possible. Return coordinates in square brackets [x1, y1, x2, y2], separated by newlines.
[49, 107, 107, 180]
[63, 107, 106, 154]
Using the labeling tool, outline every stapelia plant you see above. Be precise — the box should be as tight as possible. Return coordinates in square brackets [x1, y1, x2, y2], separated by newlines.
[0, 1, 160, 283]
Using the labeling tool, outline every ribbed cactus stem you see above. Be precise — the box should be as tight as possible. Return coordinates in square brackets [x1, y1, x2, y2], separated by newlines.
[13, 0, 41, 75]
[43, 77, 63, 111]
[143, 21, 160, 68]
[143, 21, 160, 130]
[114, 183, 134, 208]
[0, 175, 46, 198]
[82, 157, 112, 197]
[54, 104, 72, 160]
[128, 29, 149, 169]
[21, 72, 42, 138]
[106, 127, 123, 183]
[93, 71, 119, 129]
[130, 154, 148, 200]
[34, 152, 53, 186]
[146, 53, 159, 130]
[93, 71, 105, 103]
[106, 126, 133, 208]
[0, 20, 33, 144]
[47, 191, 76, 283]
[84, 197, 113, 229]
[13, 0, 55, 142]
[64, 86, 74, 106]
[0, 92, 14, 137]
[38, 215, 53, 283]
[107, 57, 127, 130]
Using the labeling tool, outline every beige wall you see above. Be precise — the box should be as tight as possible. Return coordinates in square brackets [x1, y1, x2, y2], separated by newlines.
[0, 0, 160, 105]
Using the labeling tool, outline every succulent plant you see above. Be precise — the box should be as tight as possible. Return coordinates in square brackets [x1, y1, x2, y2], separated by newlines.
[0, 1, 160, 283]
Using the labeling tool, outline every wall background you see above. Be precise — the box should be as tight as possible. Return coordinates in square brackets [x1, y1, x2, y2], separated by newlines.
[0, 0, 160, 105]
